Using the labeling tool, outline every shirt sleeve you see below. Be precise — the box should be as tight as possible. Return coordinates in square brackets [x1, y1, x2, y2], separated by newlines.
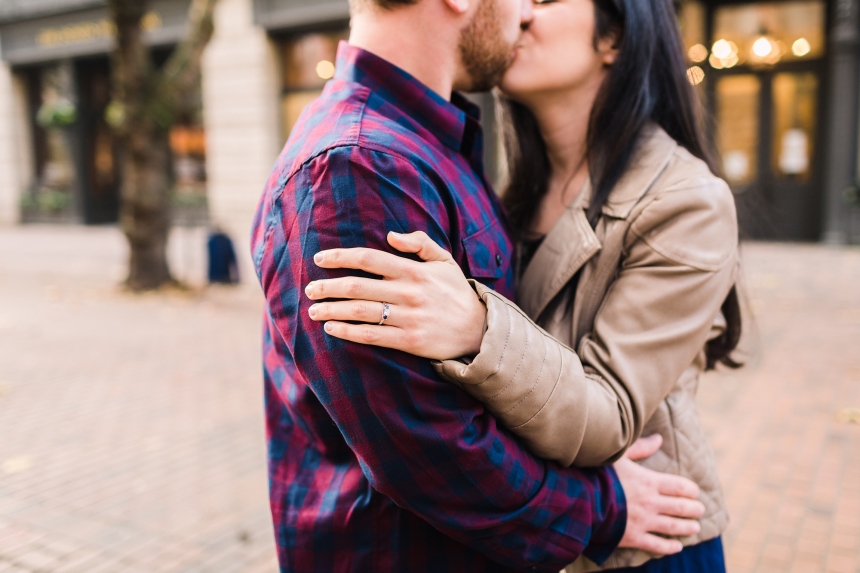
[257, 145, 627, 572]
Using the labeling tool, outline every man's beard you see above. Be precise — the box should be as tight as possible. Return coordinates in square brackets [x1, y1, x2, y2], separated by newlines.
[458, 0, 514, 93]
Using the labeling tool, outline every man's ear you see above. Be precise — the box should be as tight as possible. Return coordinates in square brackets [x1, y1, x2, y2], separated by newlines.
[441, 0, 471, 15]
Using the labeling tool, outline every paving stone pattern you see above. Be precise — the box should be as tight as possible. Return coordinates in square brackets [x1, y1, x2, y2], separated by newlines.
[699, 243, 860, 573]
[0, 226, 858, 573]
[0, 226, 277, 573]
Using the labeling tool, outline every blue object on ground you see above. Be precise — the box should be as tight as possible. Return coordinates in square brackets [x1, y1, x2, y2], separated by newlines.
[207, 231, 239, 284]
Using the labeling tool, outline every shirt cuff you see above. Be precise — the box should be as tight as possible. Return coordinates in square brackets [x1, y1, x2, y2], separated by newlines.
[582, 465, 628, 565]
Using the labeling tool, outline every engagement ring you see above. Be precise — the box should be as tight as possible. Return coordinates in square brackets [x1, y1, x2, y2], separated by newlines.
[379, 303, 391, 326]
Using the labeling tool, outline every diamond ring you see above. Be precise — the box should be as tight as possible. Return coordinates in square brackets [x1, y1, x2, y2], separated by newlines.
[379, 303, 391, 326]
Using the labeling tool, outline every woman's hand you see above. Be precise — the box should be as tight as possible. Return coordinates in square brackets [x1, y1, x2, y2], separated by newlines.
[306, 231, 487, 361]
[616, 435, 706, 556]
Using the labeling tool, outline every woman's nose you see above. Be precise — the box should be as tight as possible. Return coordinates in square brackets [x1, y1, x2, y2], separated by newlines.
[521, 0, 534, 27]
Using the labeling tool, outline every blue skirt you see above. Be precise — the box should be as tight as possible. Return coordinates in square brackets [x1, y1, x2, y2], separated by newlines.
[610, 537, 726, 573]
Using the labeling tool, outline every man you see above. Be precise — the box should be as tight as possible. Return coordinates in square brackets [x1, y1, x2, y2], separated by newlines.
[252, 0, 701, 571]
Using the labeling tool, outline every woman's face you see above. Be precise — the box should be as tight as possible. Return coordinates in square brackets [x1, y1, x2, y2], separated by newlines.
[501, 0, 616, 104]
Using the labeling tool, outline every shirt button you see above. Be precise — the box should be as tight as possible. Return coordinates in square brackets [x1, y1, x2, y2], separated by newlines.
[495, 254, 502, 266]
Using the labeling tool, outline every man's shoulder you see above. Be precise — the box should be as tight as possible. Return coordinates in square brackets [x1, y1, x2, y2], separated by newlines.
[277, 81, 437, 185]
[278, 80, 369, 172]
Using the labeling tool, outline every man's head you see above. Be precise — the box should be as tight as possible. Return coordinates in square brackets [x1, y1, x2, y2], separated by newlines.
[349, 0, 531, 96]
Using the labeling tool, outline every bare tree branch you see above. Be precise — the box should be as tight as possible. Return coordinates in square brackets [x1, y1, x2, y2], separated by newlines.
[107, 0, 151, 137]
[158, 0, 218, 109]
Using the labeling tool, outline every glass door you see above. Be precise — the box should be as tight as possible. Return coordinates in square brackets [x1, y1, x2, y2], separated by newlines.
[768, 71, 819, 238]
[77, 58, 120, 224]
[714, 69, 821, 240]
[694, 0, 828, 241]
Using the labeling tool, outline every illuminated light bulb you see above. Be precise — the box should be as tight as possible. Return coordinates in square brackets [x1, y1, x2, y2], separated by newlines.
[688, 44, 708, 63]
[752, 37, 773, 58]
[712, 39, 733, 59]
[792, 38, 811, 57]
[709, 53, 725, 70]
[687, 66, 705, 86]
[316, 60, 336, 80]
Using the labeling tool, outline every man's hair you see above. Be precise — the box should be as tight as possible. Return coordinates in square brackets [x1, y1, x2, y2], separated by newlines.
[350, 0, 418, 11]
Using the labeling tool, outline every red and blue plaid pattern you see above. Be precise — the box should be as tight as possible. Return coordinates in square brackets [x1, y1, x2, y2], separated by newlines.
[252, 42, 626, 573]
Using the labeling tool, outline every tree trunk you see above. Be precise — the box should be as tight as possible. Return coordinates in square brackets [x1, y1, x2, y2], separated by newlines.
[121, 131, 173, 290]
[108, 0, 217, 291]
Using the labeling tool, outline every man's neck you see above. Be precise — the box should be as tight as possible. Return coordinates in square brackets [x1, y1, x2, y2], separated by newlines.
[349, 8, 459, 101]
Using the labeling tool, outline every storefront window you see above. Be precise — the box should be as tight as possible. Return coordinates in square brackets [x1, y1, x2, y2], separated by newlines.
[279, 29, 349, 139]
[170, 78, 208, 226]
[710, 1, 826, 70]
[716, 75, 761, 187]
[772, 72, 817, 181]
[21, 63, 78, 222]
[169, 123, 208, 225]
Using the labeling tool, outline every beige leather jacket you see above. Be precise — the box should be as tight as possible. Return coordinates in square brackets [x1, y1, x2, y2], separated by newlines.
[434, 125, 739, 571]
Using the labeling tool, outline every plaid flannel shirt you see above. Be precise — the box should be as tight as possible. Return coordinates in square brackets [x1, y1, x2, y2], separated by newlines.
[252, 42, 627, 573]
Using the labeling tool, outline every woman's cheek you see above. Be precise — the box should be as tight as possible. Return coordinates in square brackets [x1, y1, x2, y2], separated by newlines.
[502, 55, 543, 94]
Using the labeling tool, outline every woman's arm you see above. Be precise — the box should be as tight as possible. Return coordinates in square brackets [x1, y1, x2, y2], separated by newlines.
[307, 178, 739, 467]
[436, 179, 740, 467]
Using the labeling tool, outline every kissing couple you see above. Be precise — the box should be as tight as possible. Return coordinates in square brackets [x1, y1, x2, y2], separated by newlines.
[252, 0, 741, 571]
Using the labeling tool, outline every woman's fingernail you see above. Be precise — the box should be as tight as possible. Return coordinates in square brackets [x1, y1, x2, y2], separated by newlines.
[314, 253, 324, 264]
[324, 322, 334, 333]
[308, 305, 317, 318]
[305, 283, 314, 297]
[390, 231, 402, 238]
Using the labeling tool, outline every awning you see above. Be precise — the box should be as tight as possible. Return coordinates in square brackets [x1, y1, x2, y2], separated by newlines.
[0, 0, 190, 65]
[253, 0, 349, 32]
[0, 0, 105, 25]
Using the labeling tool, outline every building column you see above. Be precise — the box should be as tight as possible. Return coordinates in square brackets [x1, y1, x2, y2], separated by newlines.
[822, 0, 860, 243]
[202, 0, 282, 282]
[0, 41, 28, 226]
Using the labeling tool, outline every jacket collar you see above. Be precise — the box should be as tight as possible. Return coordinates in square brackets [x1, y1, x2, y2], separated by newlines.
[517, 124, 678, 320]
[334, 41, 482, 155]
[517, 185, 599, 320]
[581, 124, 678, 219]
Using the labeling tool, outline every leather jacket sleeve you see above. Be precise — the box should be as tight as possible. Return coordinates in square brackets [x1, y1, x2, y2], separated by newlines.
[434, 177, 739, 468]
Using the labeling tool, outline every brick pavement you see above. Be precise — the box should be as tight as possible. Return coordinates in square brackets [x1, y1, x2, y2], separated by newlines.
[699, 243, 860, 573]
[0, 226, 277, 573]
[0, 225, 858, 573]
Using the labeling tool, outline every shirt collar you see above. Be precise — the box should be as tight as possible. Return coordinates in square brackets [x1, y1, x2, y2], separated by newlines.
[334, 41, 482, 154]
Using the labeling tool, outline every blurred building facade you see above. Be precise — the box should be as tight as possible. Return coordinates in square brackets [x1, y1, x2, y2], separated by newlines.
[0, 0, 859, 266]
[678, 0, 860, 243]
[0, 0, 209, 228]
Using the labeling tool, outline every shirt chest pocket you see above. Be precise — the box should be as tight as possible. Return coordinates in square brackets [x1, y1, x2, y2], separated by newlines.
[462, 222, 507, 282]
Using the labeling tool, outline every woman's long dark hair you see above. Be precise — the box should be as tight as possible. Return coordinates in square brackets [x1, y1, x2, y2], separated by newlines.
[500, 0, 742, 370]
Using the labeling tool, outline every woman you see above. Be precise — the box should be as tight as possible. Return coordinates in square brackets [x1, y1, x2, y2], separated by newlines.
[304, 0, 741, 571]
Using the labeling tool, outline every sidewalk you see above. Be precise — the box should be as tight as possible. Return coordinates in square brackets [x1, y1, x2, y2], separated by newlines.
[0, 225, 858, 573]
[0, 226, 276, 573]
[699, 243, 860, 573]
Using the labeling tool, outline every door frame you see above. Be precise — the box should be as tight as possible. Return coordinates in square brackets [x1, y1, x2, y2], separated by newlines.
[701, 0, 832, 240]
